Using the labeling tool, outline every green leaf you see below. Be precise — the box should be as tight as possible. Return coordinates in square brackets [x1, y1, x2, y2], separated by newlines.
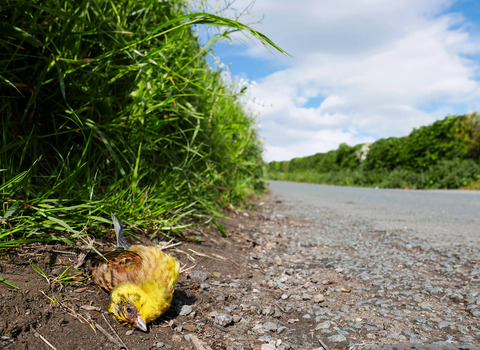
[213, 220, 229, 238]
[1, 203, 19, 222]
[0, 277, 19, 289]
[0, 22, 43, 47]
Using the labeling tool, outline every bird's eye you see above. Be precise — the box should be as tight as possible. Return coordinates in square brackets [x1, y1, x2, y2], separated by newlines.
[126, 307, 133, 314]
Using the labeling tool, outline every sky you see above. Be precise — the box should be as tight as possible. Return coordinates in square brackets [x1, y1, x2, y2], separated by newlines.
[204, 0, 480, 162]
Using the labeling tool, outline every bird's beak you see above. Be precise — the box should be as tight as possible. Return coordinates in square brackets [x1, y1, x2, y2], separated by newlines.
[133, 316, 147, 332]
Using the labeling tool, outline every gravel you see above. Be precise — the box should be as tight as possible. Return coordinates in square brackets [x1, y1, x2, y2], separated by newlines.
[168, 190, 480, 350]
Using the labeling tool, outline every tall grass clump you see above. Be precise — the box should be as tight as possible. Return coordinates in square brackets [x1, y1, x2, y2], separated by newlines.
[0, 0, 287, 249]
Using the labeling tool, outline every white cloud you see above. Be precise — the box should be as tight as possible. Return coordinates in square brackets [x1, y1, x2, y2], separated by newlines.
[210, 0, 480, 162]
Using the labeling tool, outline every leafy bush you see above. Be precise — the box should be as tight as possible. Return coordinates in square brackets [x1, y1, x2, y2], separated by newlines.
[267, 114, 480, 189]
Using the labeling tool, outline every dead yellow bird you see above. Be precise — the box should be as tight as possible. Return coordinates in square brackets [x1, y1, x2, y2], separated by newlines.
[91, 213, 180, 331]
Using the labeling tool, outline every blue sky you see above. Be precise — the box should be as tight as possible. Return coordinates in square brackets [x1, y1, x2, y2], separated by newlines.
[204, 0, 480, 162]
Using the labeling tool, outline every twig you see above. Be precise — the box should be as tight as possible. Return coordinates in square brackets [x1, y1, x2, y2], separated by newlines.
[188, 248, 210, 258]
[210, 253, 240, 270]
[318, 337, 330, 350]
[95, 322, 125, 349]
[157, 239, 183, 251]
[180, 263, 197, 274]
[52, 250, 77, 255]
[73, 245, 92, 270]
[32, 329, 58, 350]
[40, 290, 96, 333]
[173, 248, 196, 263]
[211, 253, 240, 266]
[191, 335, 206, 350]
[102, 312, 130, 350]
[274, 302, 293, 314]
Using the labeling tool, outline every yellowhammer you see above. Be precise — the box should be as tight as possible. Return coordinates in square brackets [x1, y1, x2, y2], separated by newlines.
[91, 213, 180, 331]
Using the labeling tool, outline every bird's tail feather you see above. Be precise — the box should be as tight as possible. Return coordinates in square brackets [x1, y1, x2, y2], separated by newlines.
[111, 213, 130, 249]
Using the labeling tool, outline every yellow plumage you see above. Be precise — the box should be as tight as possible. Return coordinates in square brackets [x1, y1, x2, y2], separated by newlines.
[92, 214, 180, 331]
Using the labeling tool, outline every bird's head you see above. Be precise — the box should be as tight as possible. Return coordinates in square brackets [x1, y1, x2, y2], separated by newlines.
[109, 283, 148, 332]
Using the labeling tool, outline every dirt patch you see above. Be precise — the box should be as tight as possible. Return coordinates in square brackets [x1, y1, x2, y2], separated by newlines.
[2, 193, 480, 350]
[0, 197, 279, 349]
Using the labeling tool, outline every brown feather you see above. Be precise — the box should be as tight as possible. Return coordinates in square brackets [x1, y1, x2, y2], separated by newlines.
[91, 250, 143, 293]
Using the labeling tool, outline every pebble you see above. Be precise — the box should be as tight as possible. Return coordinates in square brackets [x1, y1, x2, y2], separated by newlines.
[263, 322, 278, 332]
[191, 270, 209, 282]
[177, 305, 193, 316]
[200, 282, 211, 290]
[179, 196, 480, 349]
[215, 314, 233, 327]
[327, 334, 347, 342]
[313, 294, 326, 303]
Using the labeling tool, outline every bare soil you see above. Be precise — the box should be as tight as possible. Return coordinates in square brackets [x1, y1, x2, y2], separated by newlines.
[1, 193, 479, 350]
[0, 196, 278, 350]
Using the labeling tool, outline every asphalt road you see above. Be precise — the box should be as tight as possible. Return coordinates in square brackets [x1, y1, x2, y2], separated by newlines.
[268, 181, 480, 246]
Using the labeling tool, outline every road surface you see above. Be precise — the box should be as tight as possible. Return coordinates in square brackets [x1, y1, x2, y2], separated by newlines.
[268, 181, 480, 246]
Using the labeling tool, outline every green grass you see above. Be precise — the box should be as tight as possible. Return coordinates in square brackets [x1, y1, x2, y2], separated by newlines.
[0, 0, 287, 258]
[268, 159, 480, 189]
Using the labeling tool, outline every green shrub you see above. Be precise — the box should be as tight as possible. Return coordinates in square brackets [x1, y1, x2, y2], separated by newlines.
[266, 114, 480, 189]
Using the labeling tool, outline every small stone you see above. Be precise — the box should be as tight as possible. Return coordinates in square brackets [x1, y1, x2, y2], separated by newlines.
[155, 342, 165, 348]
[302, 293, 312, 300]
[281, 294, 289, 300]
[470, 310, 480, 317]
[200, 283, 211, 291]
[262, 306, 275, 316]
[216, 295, 226, 302]
[315, 321, 331, 330]
[191, 270, 208, 282]
[313, 294, 326, 303]
[450, 293, 463, 301]
[263, 322, 278, 332]
[258, 336, 271, 342]
[215, 314, 233, 327]
[171, 334, 182, 342]
[177, 305, 193, 316]
[387, 331, 400, 340]
[273, 308, 283, 318]
[277, 326, 287, 334]
[438, 321, 452, 329]
[125, 330, 134, 336]
[184, 334, 194, 342]
[289, 295, 301, 301]
[303, 314, 311, 319]
[287, 319, 299, 324]
[409, 337, 424, 345]
[327, 334, 347, 342]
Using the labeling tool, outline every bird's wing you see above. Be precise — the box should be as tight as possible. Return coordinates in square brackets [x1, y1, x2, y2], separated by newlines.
[111, 213, 130, 249]
[91, 250, 143, 292]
